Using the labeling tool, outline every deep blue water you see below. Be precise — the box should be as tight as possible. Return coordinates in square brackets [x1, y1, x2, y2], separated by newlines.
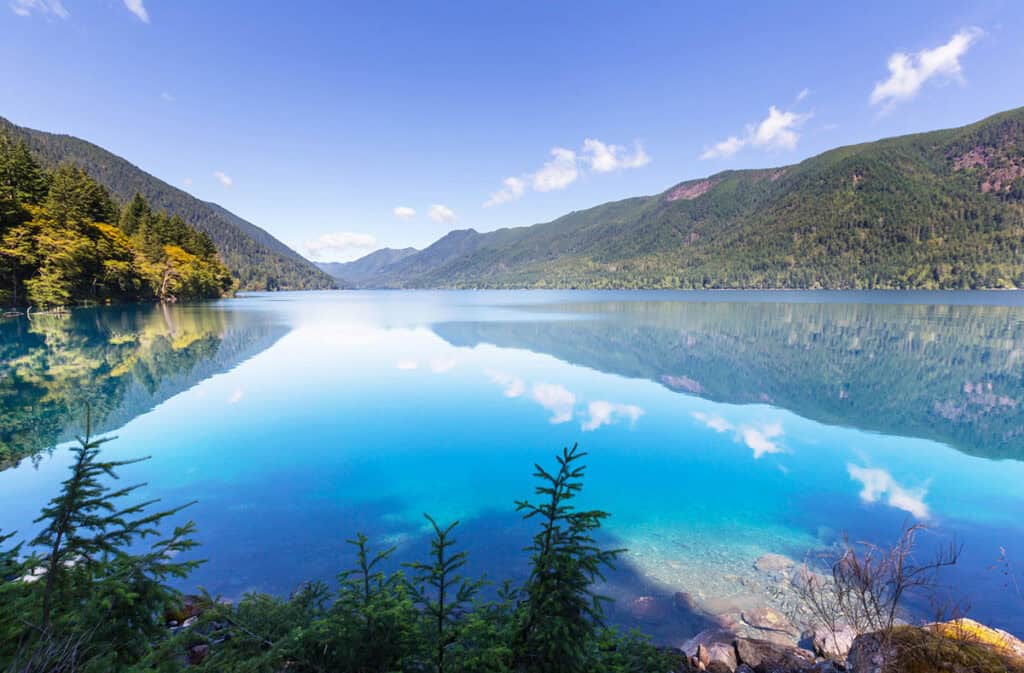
[2, 290, 1023, 644]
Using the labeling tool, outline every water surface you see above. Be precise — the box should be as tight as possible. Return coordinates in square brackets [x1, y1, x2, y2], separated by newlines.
[2, 290, 1022, 643]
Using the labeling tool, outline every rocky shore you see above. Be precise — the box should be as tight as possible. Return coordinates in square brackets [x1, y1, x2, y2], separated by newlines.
[616, 553, 1024, 673]
[671, 618, 1024, 673]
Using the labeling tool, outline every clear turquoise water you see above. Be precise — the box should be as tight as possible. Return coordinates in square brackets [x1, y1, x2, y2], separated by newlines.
[2, 290, 1023, 643]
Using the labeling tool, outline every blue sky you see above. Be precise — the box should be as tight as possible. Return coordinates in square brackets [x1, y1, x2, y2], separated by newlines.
[2, 1, 1023, 261]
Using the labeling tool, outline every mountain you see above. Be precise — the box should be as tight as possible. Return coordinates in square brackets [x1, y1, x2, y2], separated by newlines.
[0, 116, 335, 291]
[316, 247, 417, 284]
[350, 107, 1024, 289]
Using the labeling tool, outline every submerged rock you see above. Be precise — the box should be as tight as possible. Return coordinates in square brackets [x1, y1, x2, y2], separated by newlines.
[742, 607, 797, 636]
[629, 595, 672, 623]
[675, 591, 700, 613]
[755, 553, 795, 574]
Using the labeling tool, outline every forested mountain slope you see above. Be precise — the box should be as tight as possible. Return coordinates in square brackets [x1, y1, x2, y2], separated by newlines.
[351, 107, 1024, 289]
[0, 116, 334, 291]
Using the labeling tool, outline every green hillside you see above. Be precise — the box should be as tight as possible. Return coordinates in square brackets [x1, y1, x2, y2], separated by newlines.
[359, 107, 1024, 289]
[0, 117, 334, 291]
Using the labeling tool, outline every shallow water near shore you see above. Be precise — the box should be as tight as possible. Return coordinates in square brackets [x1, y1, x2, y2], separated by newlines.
[2, 290, 1023, 642]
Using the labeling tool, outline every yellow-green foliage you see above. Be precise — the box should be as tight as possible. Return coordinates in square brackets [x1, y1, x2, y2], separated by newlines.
[887, 624, 1024, 673]
[1, 134, 234, 308]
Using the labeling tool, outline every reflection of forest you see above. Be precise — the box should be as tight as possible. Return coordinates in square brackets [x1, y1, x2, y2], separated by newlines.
[434, 301, 1024, 461]
[0, 304, 287, 468]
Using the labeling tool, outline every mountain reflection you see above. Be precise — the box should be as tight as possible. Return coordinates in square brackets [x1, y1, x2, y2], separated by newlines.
[0, 303, 287, 468]
[433, 300, 1024, 461]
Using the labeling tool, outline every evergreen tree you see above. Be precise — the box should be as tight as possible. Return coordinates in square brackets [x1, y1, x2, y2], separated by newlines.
[405, 514, 484, 673]
[0, 417, 202, 671]
[513, 444, 624, 673]
[119, 192, 150, 237]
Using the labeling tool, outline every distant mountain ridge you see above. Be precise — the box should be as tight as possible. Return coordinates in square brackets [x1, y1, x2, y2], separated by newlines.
[0, 116, 335, 291]
[337, 106, 1024, 290]
[316, 247, 417, 285]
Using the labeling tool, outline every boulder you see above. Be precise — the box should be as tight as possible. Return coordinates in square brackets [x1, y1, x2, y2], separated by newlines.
[812, 625, 857, 661]
[928, 618, 1024, 660]
[683, 630, 738, 672]
[734, 637, 815, 672]
[845, 634, 891, 673]
[187, 644, 209, 666]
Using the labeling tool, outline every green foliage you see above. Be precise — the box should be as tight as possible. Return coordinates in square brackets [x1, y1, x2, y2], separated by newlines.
[0, 441, 675, 673]
[0, 116, 335, 292]
[404, 515, 485, 673]
[0, 423, 201, 672]
[514, 444, 624, 673]
[0, 130, 235, 308]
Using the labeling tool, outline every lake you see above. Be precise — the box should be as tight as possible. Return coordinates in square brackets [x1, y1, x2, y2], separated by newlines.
[2, 290, 1023, 644]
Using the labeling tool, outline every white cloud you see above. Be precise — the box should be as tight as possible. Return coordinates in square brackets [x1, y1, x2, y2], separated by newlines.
[531, 383, 576, 424]
[486, 137, 648, 206]
[796, 88, 810, 102]
[847, 464, 930, 519]
[304, 232, 378, 261]
[871, 28, 982, 108]
[751, 106, 809, 151]
[700, 136, 746, 160]
[393, 206, 416, 220]
[227, 388, 244, 404]
[213, 171, 233, 187]
[428, 204, 457, 224]
[10, 0, 68, 18]
[582, 401, 644, 431]
[701, 105, 811, 159]
[581, 138, 650, 173]
[532, 147, 579, 192]
[692, 411, 733, 433]
[738, 422, 785, 459]
[396, 359, 419, 370]
[429, 357, 457, 373]
[160, 91, 174, 102]
[486, 370, 525, 398]
[123, 0, 148, 23]
[484, 176, 526, 207]
[182, 177, 193, 187]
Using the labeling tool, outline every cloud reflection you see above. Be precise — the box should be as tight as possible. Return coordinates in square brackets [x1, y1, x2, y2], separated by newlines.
[531, 383, 577, 424]
[692, 412, 785, 459]
[847, 464, 930, 519]
[582, 401, 644, 431]
[486, 370, 526, 398]
[740, 422, 784, 459]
